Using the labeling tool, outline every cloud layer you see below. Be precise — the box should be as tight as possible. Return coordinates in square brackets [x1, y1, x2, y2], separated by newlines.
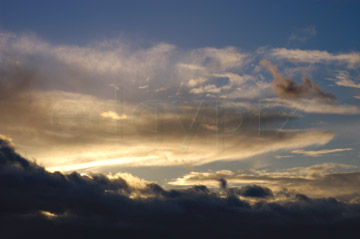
[1, 31, 360, 172]
[1, 138, 360, 238]
[169, 163, 360, 201]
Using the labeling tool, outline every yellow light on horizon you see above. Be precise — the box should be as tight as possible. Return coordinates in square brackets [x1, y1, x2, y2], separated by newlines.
[100, 111, 127, 120]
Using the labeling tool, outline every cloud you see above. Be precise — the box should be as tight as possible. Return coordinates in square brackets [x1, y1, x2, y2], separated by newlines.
[2, 29, 360, 237]
[265, 98, 360, 114]
[272, 155, 293, 159]
[201, 123, 218, 131]
[0, 72, 335, 171]
[329, 71, 360, 88]
[138, 85, 149, 89]
[169, 163, 360, 200]
[270, 48, 360, 68]
[42, 129, 334, 172]
[289, 26, 317, 43]
[107, 172, 153, 189]
[291, 148, 353, 157]
[229, 185, 274, 198]
[0, 32, 257, 101]
[182, 47, 249, 72]
[1, 30, 359, 173]
[218, 178, 227, 189]
[0, 134, 14, 146]
[100, 111, 127, 120]
[260, 59, 336, 101]
[0, 60, 337, 171]
[0, 65, 36, 100]
[1, 137, 360, 238]
[187, 73, 271, 99]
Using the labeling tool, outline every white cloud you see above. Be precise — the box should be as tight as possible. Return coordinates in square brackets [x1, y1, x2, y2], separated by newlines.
[190, 84, 221, 94]
[331, 71, 360, 88]
[188, 73, 270, 99]
[107, 172, 153, 188]
[270, 48, 360, 68]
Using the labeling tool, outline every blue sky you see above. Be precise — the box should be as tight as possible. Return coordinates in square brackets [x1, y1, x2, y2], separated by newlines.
[1, 0, 360, 51]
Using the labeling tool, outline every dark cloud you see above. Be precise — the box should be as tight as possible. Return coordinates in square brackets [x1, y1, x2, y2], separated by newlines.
[170, 165, 360, 201]
[1, 138, 360, 238]
[229, 185, 274, 198]
[260, 59, 337, 101]
[219, 178, 227, 189]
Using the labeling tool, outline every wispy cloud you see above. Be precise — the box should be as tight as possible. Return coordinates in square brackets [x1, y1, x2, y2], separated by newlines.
[1, 31, 360, 172]
[291, 148, 353, 157]
[265, 98, 360, 114]
[289, 26, 317, 43]
[260, 59, 336, 101]
[270, 48, 360, 68]
[329, 71, 360, 88]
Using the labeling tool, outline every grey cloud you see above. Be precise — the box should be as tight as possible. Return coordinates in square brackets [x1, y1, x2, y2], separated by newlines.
[1, 138, 360, 238]
[0, 31, 357, 173]
[264, 97, 360, 114]
[229, 185, 274, 198]
[291, 148, 353, 157]
[260, 59, 337, 101]
[0, 65, 36, 100]
[1, 72, 330, 169]
[218, 178, 227, 189]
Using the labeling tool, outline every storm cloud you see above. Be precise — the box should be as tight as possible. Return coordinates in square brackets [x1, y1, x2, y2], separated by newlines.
[1, 138, 360, 238]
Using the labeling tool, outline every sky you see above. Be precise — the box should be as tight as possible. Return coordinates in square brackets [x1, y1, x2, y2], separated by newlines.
[1, 0, 360, 237]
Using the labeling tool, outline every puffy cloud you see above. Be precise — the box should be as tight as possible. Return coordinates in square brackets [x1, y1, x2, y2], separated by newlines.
[169, 163, 360, 200]
[1, 138, 360, 238]
[107, 172, 153, 189]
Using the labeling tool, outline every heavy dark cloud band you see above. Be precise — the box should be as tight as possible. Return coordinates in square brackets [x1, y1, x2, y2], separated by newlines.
[1, 138, 360, 238]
